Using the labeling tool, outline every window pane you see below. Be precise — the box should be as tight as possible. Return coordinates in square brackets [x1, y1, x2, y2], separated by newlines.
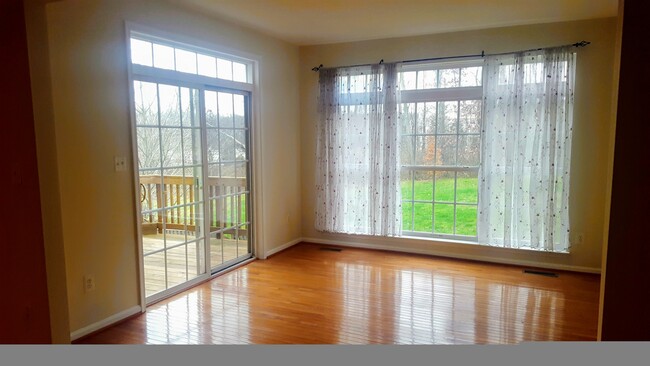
[218, 92, 234, 128]
[197, 54, 217, 78]
[137, 127, 161, 169]
[439, 68, 460, 88]
[414, 171, 433, 201]
[400, 170, 413, 201]
[434, 171, 455, 202]
[416, 102, 436, 134]
[204, 90, 218, 127]
[415, 136, 436, 165]
[158, 84, 180, 126]
[400, 103, 415, 135]
[153, 44, 175, 70]
[221, 162, 235, 178]
[233, 94, 245, 128]
[458, 135, 480, 166]
[233, 62, 247, 83]
[180, 87, 200, 127]
[402, 202, 413, 231]
[144, 251, 165, 296]
[417, 70, 437, 89]
[435, 136, 456, 165]
[220, 130, 235, 162]
[175, 48, 197, 74]
[400, 71, 416, 90]
[131, 38, 152, 66]
[460, 66, 482, 87]
[456, 171, 478, 204]
[437, 101, 458, 134]
[166, 245, 188, 288]
[234, 129, 246, 161]
[455, 205, 477, 236]
[459, 100, 481, 133]
[413, 202, 433, 232]
[182, 128, 202, 165]
[207, 129, 220, 163]
[217, 58, 233, 80]
[434, 204, 454, 234]
[435, 172, 455, 202]
[401, 136, 414, 165]
[133, 81, 158, 126]
[161, 128, 182, 168]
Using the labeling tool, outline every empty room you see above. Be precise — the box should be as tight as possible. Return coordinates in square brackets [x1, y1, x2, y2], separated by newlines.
[3, 0, 648, 345]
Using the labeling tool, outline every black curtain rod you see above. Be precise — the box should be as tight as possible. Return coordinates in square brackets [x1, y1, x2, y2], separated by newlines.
[311, 40, 590, 72]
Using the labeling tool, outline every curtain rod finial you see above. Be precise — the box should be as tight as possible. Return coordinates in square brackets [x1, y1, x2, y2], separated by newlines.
[312, 64, 323, 72]
[574, 41, 590, 47]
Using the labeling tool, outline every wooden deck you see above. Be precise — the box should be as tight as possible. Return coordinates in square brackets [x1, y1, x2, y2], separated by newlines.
[80, 243, 601, 344]
[143, 233, 249, 297]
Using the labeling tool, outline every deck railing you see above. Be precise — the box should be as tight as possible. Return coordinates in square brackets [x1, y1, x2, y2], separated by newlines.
[139, 175, 247, 237]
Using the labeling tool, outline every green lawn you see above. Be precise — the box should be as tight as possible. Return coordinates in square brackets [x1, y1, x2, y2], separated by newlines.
[402, 177, 478, 236]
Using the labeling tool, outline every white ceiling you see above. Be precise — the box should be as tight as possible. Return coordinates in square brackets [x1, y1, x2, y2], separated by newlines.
[168, 0, 618, 46]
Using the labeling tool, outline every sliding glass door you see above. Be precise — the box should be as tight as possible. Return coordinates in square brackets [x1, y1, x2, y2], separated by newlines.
[204, 90, 252, 272]
[134, 80, 253, 302]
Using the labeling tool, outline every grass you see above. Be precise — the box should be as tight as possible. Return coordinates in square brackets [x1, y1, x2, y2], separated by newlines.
[402, 177, 478, 236]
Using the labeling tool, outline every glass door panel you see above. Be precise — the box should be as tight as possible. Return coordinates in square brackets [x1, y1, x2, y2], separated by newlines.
[204, 90, 252, 271]
[135, 80, 206, 299]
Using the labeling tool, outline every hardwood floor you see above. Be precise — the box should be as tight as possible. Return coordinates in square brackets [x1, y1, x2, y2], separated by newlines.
[79, 243, 600, 344]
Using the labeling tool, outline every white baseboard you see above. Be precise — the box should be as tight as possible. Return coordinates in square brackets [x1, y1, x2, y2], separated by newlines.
[302, 237, 601, 274]
[70, 305, 142, 341]
[264, 237, 302, 258]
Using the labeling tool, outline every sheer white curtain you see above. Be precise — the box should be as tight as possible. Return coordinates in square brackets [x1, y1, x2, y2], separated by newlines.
[315, 63, 401, 236]
[478, 47, 575, 252]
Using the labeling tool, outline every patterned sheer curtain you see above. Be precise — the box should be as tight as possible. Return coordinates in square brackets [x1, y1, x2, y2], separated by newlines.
[478, 47, 575, 252]
[315, 63, 401, 236]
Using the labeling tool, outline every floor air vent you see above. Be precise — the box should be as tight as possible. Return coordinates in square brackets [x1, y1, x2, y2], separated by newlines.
[523, 269, 559, 277]
[319, 247, 342, 252]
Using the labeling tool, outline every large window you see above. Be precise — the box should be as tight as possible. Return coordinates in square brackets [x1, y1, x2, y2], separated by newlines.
[316, 47, 575, 252]
[399, 60, 483, 240]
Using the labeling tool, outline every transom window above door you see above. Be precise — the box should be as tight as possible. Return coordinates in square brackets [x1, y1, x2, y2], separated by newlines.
[130, 32, 252, 84]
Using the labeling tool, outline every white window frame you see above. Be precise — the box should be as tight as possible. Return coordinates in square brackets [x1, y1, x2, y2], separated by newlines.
[125, 22, 265, 309]
[399, 59, 484, 241]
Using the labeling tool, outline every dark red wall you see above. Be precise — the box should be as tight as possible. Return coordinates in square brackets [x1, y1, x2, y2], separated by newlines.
[601, 1, 650, 340]
[0, 0, 52, 343]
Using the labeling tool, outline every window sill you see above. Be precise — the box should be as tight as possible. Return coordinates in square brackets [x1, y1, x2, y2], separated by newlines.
[399, 234, 571, 255]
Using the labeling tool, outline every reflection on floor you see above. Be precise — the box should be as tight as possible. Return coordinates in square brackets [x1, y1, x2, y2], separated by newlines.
[142, 233, 249, 296]
[80, 243, 601, 344]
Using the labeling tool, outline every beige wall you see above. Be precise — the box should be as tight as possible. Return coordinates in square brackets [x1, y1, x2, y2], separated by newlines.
[38, 0, 301, 334]
[300, 18, 618, 272]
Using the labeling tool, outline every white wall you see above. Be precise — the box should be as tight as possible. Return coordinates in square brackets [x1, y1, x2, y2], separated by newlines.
[300, 18, 618, 273]
[39, 0, 301, 334]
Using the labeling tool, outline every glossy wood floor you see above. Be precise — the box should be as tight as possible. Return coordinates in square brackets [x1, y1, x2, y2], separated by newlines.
[79, 243, 600, 344]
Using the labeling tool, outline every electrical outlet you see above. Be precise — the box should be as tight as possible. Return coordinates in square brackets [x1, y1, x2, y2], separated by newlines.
[114, 156, 126, 172]
[84, 275, 96, 292]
